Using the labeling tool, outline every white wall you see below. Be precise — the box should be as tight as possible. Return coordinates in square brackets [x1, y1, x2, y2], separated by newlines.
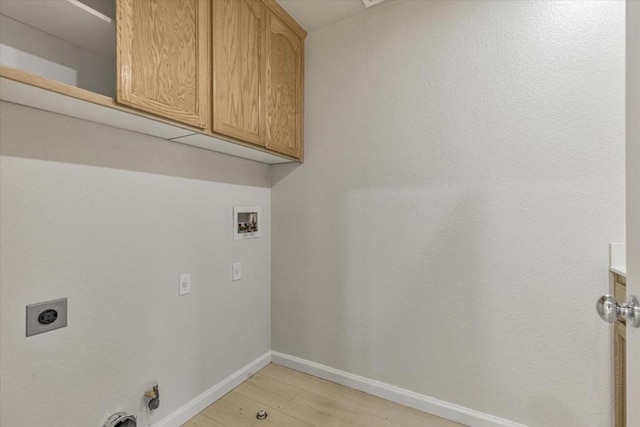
[0, 102, 271, 427]
[271, 1, 625, 426]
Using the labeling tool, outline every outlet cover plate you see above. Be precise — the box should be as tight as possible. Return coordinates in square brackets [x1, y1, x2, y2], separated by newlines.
[26, 298, 68, 337]
[179, 273, 191, 296]
[232, 262, 242, 281]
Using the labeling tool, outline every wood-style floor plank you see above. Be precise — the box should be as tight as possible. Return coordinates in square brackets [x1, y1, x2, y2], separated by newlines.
[183, 363, 466, 427]
[234, 371, 303, 410]
[200, 390, 313, 427]
[259, 364, 461, 427]
[200, 391, 262, 427]
[182, 413, 225, 427]
[282, 389, 395, 427]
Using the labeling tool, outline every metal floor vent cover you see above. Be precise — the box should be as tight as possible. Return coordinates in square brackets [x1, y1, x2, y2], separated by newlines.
[104, 412, 136, 427]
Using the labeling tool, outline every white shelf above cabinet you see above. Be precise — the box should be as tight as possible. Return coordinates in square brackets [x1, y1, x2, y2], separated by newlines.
[0, 0, 115, 60]
[0, 74, 194, 140]
[0, 68, 294, 164]
[170, 133, 292, 165]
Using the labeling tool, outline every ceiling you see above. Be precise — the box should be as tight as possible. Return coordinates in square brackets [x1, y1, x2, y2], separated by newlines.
[277, 0, 368, 33]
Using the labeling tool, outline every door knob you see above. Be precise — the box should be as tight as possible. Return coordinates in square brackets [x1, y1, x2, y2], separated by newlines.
[596, 294, 640, 328]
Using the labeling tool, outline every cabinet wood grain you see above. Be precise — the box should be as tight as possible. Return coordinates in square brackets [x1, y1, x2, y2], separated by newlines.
[265, 10, 303, 160]
[614, 273, 626, 427]
[615, 320, 626, 427]
[212, 0, 266, 145]
[261, 0, 307, 40]
[116, 0, 209, 128]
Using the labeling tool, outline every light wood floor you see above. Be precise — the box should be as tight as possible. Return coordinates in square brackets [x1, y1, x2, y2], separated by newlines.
[183, 363, 465, 427]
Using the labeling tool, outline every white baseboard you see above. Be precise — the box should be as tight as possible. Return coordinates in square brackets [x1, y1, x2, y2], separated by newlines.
[271, 351, 527, 427]
[152, 351, 272, 427]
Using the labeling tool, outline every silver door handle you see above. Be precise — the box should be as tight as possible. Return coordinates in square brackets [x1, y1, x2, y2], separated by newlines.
[596, 295, 640, 327]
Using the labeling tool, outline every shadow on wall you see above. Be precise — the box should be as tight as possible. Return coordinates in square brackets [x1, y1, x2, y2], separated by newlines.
[271, 162, 299, 186]
[340, 187, 488, 383]
[0, 102, 271, 188]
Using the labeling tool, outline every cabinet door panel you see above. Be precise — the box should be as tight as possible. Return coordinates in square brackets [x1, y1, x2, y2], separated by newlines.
[117, 0, 208, 128]
[615, 321, 626, 427]
[212, 0, 266, 145]
[265, 11, 303, 159]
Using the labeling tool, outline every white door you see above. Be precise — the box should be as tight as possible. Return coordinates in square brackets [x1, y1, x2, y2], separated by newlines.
[626, 1, 639, 425]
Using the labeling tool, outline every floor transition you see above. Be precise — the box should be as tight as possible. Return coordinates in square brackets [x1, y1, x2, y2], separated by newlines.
[183, 363, 464, 427]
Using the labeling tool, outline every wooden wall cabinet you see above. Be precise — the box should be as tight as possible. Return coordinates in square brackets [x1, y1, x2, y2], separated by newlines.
[212, 0, 305, 160]
[613, 273, 626, 427]
[116, 0, 209, 129]
[212, 0, 267, 146]
[1, 0, 305, 162]
[265, 9, 304, 159]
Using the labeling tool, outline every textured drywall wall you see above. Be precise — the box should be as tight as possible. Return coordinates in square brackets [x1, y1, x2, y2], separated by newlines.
[271, 1, 625, 426]
[0, 102, 271, 427]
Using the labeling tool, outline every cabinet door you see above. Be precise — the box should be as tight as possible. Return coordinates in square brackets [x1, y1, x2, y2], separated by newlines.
[117, 0, 209, 128]
[212, 0, 266, 145]
[265, 10, 303, 159]
[615, 320, 626, 427]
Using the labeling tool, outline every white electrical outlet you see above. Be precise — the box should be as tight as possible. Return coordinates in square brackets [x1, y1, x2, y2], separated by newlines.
[179, 273, 191, 296]
[232, 262, 242, 281]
